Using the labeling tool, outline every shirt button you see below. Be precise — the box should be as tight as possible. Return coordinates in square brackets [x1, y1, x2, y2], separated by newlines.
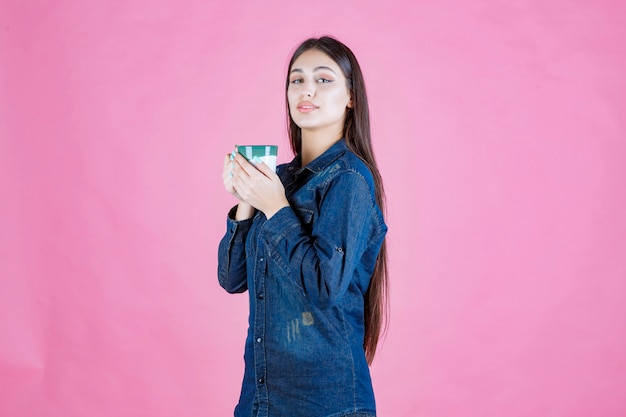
[256, 337, 262, 343]
[259, 257, 264, 262]
[257, 292, 264, 299]
[258, 378, 264, 384]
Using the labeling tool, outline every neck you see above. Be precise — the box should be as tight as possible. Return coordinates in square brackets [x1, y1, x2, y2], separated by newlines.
[300, 128, 343, 167]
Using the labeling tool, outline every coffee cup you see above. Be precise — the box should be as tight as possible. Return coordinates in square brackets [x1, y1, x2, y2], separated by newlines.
[236, 145, 278, 172]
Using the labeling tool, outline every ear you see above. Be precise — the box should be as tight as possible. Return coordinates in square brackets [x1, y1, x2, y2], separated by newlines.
[347, 91, 354, 109]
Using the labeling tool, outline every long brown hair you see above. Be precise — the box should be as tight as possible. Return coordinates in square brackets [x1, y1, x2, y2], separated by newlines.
[285, 36, 389, 364]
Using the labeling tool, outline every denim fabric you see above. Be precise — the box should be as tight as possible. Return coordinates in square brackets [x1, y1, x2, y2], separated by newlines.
[218, 139, 387, 417]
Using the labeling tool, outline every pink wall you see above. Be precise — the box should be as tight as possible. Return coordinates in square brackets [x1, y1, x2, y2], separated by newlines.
[1, 1, 625, 416]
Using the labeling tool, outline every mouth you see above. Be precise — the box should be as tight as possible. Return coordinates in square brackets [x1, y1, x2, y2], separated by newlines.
[296, 102, 319, 112]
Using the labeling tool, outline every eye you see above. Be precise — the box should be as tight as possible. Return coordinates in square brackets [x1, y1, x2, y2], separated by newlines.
[316, 78, 332, 83]
[290, 78, 302, 84]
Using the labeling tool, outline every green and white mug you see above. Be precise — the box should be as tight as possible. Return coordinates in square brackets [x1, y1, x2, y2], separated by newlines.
[237, 145, 278, 172]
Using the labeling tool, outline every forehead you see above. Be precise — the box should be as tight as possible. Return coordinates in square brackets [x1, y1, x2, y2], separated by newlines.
[290, 49, 341, 73]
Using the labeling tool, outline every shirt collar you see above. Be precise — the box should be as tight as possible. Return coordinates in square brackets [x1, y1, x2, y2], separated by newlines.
[286, 139, 348, 175]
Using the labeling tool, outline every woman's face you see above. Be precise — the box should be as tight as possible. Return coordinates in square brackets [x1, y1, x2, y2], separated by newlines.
[287, 49, 353, 135]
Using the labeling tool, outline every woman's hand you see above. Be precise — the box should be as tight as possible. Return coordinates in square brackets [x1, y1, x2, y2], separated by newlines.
[222, 153, 256, 220]
[222, 153, 242, 200]
[230, 152, 289, 219]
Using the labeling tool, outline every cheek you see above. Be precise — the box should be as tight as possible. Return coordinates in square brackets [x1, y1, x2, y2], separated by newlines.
[287, 93, 300, 118]
[287, 90, 298, 108]
[330, 90, 351, 108]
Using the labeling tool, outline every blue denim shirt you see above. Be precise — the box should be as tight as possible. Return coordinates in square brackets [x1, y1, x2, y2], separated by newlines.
[218, 139, 387, 417]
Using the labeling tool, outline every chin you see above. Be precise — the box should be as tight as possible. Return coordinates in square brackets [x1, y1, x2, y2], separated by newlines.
[293, 119, 318, 130]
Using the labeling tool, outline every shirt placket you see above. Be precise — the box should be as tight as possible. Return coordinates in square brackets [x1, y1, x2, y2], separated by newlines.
[253, 240, 268, 416]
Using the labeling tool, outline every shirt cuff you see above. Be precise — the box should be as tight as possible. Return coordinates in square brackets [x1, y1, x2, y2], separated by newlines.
[226, 205, 254, 241]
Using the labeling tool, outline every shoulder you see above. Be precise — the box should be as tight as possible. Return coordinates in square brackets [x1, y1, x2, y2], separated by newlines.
[329, 149, 376, 191]
[322, 150, 381, 218]
[326, 152, 386, 233]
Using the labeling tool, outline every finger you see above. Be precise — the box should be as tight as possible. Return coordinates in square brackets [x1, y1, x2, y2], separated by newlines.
[232, 158, 251, 181]
[231, 171, 250, 200]
[233, 153, 262, 177]
[252, 160, 274, 178]
[223, 156, 233, 180]
[223, 165, 235, 183]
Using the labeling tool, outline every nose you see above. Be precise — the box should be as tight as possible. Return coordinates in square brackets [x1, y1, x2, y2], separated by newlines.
[300, 80, 314, 98]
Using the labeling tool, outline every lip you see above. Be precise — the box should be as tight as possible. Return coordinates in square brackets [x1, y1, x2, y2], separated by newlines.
[296, 101, 319, 112]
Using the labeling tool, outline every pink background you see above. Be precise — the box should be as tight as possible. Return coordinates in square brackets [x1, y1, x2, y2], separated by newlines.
[1, 1, 625, 416]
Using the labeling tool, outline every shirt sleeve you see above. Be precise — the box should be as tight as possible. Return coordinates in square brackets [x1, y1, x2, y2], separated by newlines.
[260, 171, 386, 309]
[217, 206, 254, 294]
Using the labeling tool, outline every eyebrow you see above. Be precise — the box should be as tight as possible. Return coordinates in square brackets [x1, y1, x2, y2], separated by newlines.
[290, 66, 337, 74]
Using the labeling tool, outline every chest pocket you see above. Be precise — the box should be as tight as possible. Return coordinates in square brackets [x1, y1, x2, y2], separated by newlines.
[268, 206, 314, 294]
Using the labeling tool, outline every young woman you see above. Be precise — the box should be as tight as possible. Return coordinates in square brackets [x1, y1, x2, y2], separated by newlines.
[218, 36, 388, 417]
